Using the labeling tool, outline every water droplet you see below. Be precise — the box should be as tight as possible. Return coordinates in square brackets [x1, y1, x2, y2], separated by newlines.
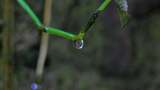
[74, 40, 84, 49]
[31, 83, 39, 90]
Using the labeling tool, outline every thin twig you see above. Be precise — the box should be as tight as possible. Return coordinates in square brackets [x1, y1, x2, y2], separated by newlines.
[35, 0, 53, 83]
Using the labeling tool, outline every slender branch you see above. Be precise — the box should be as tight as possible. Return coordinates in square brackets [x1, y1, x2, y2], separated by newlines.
[17, 0, 77, 41]
[17, 0, 112, 41]
[46, 27, 76, 40]
[35, 0, 53, 83]
[17, 0, 42, 28]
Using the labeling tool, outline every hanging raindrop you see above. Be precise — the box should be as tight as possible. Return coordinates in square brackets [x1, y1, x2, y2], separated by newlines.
[31, 82, 39, 90]
[74, 40, 84, 49]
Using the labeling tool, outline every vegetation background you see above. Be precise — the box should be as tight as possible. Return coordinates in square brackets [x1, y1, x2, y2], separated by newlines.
[0, 0, 160, 90]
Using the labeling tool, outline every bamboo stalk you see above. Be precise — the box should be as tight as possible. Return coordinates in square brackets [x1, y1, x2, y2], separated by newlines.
[35, 0, 53, 84]
[2, 0, 15, 90]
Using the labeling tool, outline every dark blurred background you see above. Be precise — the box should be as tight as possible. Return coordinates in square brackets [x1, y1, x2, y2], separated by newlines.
[0, 0, 160, 90]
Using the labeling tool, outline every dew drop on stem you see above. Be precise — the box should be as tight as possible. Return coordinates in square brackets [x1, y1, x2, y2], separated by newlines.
[74, 40, 84, 49]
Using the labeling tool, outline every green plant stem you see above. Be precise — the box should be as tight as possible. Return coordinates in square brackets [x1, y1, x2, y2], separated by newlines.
[45, 27, 76, 40]
[98, 0, 111, 11]
[18, 0, 112, 41]
[78, 0, 111, 36]
[17, 0, 42, 28]
[18, 0, 77, 41]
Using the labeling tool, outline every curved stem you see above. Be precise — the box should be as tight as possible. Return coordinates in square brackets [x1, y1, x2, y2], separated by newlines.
[36, 32, 49, 82]
[17, 0, 112, 41]
[17, 0, 77, 41]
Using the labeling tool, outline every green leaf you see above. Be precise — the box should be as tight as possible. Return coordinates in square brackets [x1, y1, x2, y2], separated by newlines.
[115, 0, 129, 28]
